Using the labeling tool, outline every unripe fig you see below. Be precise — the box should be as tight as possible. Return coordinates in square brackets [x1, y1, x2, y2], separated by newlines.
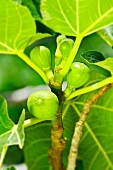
[27, 90, 59, 119]
[67, 62, 90, 88]
[55, 37, 74, 68]
[30, 46, 51, 71]
[55, 35, 67, 66]
[55, 38, 74, 59]
[56, 35, 66, 45]
[59, 39, 74, 59]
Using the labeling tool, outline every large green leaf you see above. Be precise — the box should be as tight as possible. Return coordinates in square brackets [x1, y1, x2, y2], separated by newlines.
[0, 96, 25, 157]
[76, 88, 113, 169]
[14, 0, 22, 4]
[24, 118, 83, 170]
[40, 0, 113, 36]
[24, 121, 51, 170]
[0, 96, 14, 135]
[0, 0, 36, 53]
[63, 86, 113, 170]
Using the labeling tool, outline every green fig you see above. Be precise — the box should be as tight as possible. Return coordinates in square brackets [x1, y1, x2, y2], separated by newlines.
[56, 35, 66, 45]
[55, 38, 74, 69]
[67, 62, 90, 89]
[59, 39, 74, 59]
[55, 35, 67, 66]
[30, 46, 51, 71]
[55, 37, 74, 60]
[27, 90, 59, 119]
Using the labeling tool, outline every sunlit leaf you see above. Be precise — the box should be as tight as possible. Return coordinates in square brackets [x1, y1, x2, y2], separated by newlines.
[96, 57, 113, 75]
[0, 0, 36, 53]
[14, 0, 22, 4]
[0, 96, 25, 157]
[0, 96, 14, 135]
[40, 0, 113, 37]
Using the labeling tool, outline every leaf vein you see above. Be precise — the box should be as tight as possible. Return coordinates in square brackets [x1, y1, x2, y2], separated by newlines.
[74, 101, 113, 112]
[57, 0, 77, 34]
[72, 104, 113, 167]
[83, 7, 113, 35]
[98, 0, 101, 17]
[89, 150, 100, 170]
[14, 4, 22, 49]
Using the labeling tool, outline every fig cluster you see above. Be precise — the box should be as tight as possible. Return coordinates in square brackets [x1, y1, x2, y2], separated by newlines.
[27, 35, 91, 120]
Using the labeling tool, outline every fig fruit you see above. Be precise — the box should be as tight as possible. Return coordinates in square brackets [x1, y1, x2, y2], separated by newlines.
[55, 35, 66, 66]
[56, 35, 66, 45]
[55, 37, 74, 68]
[59, 39, 74, 59]
[27, 90, 59, 119]
[67, 62, 90, 88]
[55, 37, 74, 60]
[30, 46, 51, 71]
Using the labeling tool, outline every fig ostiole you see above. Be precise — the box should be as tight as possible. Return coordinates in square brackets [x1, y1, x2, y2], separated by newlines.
[27, 90, 59, 120]
[64, 62, 90, 97]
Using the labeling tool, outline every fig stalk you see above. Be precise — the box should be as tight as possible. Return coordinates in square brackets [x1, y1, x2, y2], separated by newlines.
[46, 69, 54, 82]
[63, 86, 73, 98]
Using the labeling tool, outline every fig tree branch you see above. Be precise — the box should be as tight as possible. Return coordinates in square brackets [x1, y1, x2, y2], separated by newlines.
[48, 89, 66, 170]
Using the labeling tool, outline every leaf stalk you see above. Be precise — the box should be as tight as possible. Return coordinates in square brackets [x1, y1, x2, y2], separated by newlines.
[66, 76, 113, 100]
[15, 50, 49, 84]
